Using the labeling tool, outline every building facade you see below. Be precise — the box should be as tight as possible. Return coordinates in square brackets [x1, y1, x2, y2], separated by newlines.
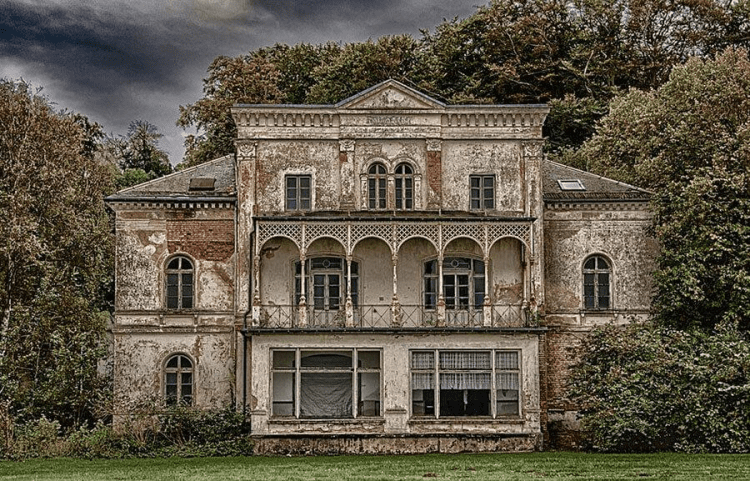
[107, 80, 657, 453]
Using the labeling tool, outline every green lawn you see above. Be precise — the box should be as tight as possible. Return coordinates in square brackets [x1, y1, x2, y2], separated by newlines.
[2, 453, 749, 480]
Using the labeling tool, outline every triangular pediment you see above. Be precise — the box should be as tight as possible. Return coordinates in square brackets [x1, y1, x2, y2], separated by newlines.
[336, 79, 445, 110]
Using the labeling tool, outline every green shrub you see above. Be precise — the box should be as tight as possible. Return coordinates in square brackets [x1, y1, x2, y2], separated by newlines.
[569, 322, 750, 453]
[1, 406, 253, 459]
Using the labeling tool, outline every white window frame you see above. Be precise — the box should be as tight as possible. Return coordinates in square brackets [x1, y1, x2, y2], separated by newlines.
[270, 348, 382, 419]
[410, 349, 522, 419]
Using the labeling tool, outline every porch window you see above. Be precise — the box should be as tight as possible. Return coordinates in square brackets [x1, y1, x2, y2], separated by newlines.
[423, 258, 485, 310]
[295, 257, 359, 308]
[394, 163, 413, 210]
[367, 163, 387, 209]
[411, 350, 521, 418]
[271, 349, 381, 418]
[583, 255, 610, 309]
[166, 256, 193, 309]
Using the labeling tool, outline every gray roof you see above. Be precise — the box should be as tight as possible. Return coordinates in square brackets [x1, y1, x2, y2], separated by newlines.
[106, 154, 648, 204]
[542, 160, 650, 201]
[106, 155, 236, 202]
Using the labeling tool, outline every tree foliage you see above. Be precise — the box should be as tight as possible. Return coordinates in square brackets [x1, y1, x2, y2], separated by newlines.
[575, 48, 750, 330]
[0, 80, 113, 428]
[569, 322, 750, 453]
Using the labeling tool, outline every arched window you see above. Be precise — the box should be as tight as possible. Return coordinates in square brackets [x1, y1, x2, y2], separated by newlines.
[395, 163, 414, 210]
[165, 354, 193, 406]
[166, 256, 193, 309]
[583, 255, 610, 309]
[367, 163, 387, 209]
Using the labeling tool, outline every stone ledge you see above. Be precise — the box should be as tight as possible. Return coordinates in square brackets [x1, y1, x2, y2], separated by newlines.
[252, 432, 541, 455]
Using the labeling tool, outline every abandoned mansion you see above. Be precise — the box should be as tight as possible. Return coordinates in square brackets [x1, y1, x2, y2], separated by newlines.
[106, 80, 657, 453]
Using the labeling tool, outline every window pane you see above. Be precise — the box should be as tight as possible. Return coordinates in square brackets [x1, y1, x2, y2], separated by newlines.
[273, 350, 295, 368]
[358, 351, 380, 369]
[358, 372, 380, 416]
[440, 351, 491, 370]
[412, 351, 434, 369]
[273, 372, 295, 416]
[182, 296, 193, 309]
[597, 257, 608, 270]
[300, 372, 352, 418]
[496, 351, 518, 370]
[584, 258, 596, 269]
[301, 352, 352, 369]
[167, 356, 179, 368]
[179, 356, 192, 369]
[168, 259, 180, 269]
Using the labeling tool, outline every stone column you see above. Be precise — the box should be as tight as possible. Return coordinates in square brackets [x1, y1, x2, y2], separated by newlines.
[483, 256, 492, 327]
[390, 254, 402, 327]
[345, 256, 354, 327]
[298, 252, 307, 327]
[235, 141, 257, 317]
[339, 139, 356, 209]
[523, 140, 545, 317]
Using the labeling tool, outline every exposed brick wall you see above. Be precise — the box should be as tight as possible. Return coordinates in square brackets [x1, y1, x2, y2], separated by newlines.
[167, 219, 234, 262]
[426, 151, 442, 200]
[542, 326, 591, 450]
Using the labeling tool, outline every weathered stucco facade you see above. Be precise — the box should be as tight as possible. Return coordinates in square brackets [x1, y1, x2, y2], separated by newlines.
[107, 80, 657, 452]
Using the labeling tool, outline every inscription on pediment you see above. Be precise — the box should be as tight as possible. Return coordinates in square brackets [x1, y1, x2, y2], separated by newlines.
[366, 115, 414, 126]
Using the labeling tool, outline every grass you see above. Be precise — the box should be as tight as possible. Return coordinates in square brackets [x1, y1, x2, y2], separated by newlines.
[1, 452, 750, 480]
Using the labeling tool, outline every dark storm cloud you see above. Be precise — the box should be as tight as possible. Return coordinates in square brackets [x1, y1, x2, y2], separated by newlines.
[1, 0, 480, 162]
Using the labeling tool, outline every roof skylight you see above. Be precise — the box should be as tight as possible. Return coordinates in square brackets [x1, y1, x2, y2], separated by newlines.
[557, 179, 586, 191]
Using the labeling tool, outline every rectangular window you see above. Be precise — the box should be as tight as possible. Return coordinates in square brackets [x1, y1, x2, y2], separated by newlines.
[411, 349, 521, 418]
[271, 349, 381, 419]
[286, 175, 311, 211]
[470, 175, 495, 210]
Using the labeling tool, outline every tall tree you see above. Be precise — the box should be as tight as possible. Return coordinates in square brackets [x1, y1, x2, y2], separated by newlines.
[177, 54, 283, 168]
[574, 48, 750, 331]
[0, 80, 113, 427]
[116, 120, 172, 177]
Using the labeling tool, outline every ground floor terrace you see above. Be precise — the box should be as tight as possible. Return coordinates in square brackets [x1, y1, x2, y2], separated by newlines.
[250, 216, 542, 330]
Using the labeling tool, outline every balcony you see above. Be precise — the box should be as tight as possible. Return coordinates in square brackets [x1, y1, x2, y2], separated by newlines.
[251, 304, 539, 331]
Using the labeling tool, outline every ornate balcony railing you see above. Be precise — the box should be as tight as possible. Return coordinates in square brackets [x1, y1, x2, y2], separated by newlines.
[253, 304, 538, 329]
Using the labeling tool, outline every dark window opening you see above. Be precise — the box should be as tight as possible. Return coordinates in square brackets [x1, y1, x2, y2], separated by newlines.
[286, 175, 311, 211]
[166, 256, 193, 309]
[583, 255, 610, 309]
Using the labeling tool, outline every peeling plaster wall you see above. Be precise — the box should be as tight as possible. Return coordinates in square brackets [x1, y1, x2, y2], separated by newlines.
[250, 333, 540, 438]
[256, 141, 340, 213]
[541, 204, 657, 449]
[543, 206, 657, 324]
[113, 331, 234, 415]
[259, 237, 298, 307]
[353, 238, 392, 306]
[114, 208, 235, 313]
[441, 141, 524, 212]
[490, 238, 524, 304]
[397, 238, 438, 307]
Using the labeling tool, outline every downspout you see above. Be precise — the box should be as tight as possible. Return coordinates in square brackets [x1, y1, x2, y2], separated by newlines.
[242, 229, 254, 419]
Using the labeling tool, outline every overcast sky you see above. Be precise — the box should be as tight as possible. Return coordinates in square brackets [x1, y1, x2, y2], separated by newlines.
[2, 0, 482, 164]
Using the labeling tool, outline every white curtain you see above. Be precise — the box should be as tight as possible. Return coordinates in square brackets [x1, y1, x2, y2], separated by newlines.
[300, 372, 352, 418]
[440, 372, 491, 390]
[440, 351, 491, 370]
